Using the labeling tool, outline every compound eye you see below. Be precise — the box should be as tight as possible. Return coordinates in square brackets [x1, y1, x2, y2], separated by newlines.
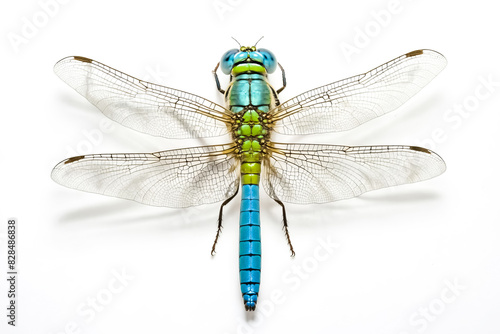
[220, 49, 239, 74]
[257, 48, 277, 73]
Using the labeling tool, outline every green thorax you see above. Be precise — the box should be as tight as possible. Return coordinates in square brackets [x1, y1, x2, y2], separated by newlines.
[226, 71, 277, 185]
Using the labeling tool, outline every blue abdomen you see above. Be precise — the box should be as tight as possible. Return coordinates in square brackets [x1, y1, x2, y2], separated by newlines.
[239, 184, 261, 311]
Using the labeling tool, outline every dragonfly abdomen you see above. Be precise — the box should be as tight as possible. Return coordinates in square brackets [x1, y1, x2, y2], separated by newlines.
[238, 129, 263, 311]
[239, 183, 261, 311]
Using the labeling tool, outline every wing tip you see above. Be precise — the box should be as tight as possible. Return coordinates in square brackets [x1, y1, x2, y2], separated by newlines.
[409, 146, 447, 175]
[405, 49, 448, 65]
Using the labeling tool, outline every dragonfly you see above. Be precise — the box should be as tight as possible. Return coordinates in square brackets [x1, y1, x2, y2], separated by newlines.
[52, 42, 447, 311]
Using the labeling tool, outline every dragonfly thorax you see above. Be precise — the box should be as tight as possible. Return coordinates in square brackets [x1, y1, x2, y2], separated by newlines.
[232, 107, 271, 185]
[223, 50, 278, 188]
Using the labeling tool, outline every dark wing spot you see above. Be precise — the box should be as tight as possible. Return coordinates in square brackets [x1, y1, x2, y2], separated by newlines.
[64, 155, 85, 164]
[406, 50, 424, 58]
[73, 56, 92, 63]
[409, 146, 431, 154]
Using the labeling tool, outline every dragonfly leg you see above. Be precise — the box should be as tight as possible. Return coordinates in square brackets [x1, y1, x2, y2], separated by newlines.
[273, 198, 295, 257]
[211, 187, 239, 255]
[212, 62, 225, 95]
[276, 62, 287, 94]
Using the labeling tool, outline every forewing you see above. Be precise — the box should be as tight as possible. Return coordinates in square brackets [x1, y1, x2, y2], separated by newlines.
[270, 50, 447, 135]
[54, 56, 232, 139]
[262, 143, 445, 204]
[52, 145, 240, 208]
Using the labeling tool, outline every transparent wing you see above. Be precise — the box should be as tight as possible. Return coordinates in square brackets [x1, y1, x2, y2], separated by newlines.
[262, 143, 445, 204]
[270, 50, 447, 135]
[51, 144, 240, 208]
[54, 56, 232, 139]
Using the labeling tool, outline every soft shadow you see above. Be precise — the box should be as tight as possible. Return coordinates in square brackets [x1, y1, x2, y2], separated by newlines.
[56, 92, 99, 113]
[58, 201, 136, 223]
[245, 311, 257, 321]
[356, 190, 442, 203]
[345, 92, 446, 143]
[395, 93, 446, 129]
[286, 189, 443, 228]
[57, 200, 212, 228]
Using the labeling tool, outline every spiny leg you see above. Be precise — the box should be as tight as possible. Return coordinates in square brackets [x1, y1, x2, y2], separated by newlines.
[212, 62, 225, 95]
[276, 62, 287, 94]
[211, 187, 239, 255]
[273, 198, 295, 257]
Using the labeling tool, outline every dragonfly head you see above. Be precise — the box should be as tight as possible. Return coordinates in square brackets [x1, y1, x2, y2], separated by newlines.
[220, 47, 277, 75]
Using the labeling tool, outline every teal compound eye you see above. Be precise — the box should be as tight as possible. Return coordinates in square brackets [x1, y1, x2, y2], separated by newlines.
[257, 48, 277, 73]
[220, 49, 239, 74]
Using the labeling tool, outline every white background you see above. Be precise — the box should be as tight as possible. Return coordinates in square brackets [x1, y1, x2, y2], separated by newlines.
[1, 0, 499, 333]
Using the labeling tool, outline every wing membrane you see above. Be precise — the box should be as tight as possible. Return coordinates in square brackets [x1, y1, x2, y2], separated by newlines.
[262, 143, 445, 204]
[270, 50, 447, 135]
[52, 144, 240, 208]
[54, 56, 232, 139]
